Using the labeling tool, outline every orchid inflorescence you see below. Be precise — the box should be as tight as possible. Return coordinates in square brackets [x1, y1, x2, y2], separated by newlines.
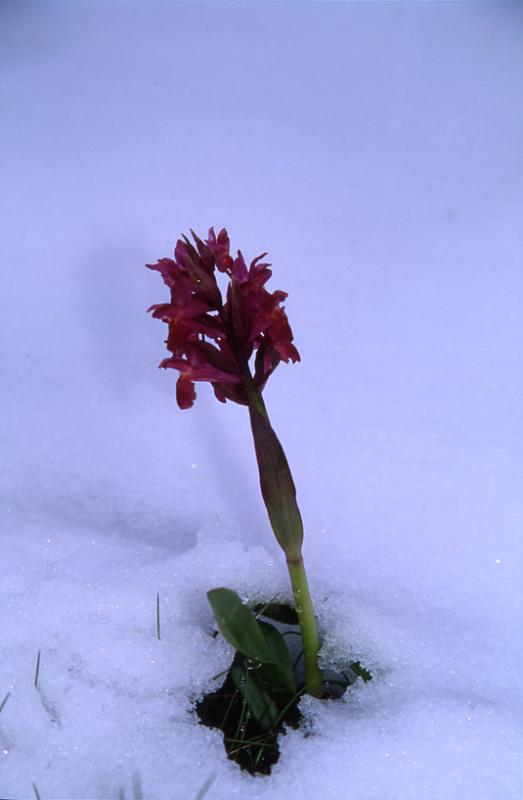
[147, 228, 299, 410]
[148, 229, 322, 699]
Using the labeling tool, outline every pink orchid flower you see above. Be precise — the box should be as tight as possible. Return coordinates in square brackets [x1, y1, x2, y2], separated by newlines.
[147, 228, 299, 409]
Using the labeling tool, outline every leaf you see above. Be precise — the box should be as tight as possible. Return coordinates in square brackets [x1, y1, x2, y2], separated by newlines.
[258, 620, 296, 698]
[248, 406, 303, 561]
[208, 588, 268, 662]
[230, 658, 281, 731]
[350, 661, 372, 683]
[208, 588, 296, 700]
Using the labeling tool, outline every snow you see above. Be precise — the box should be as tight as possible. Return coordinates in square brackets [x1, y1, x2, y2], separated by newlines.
[1, 1, 522, 798]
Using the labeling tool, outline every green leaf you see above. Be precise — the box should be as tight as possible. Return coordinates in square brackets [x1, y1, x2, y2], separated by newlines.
[350, 660, 372, 683]
[207, 588, 296, 701]
[258, 621, 296, 698]
[248, 406, 303, 561]
[230, 658, 281, 731]
[208, 588, 268, 662]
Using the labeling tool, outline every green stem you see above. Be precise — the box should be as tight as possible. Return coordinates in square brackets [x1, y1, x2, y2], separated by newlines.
[287, 557, 323, 697]
[243, 373, 323, 697]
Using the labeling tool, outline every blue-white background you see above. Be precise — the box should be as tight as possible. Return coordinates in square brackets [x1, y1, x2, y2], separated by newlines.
[1, 3, 522, 798]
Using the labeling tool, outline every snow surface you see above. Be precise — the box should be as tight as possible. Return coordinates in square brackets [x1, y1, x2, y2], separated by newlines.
[1, 1, 523, 798]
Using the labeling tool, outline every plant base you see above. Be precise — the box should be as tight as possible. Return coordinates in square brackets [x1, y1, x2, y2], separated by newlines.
[196, 603, 372, 776]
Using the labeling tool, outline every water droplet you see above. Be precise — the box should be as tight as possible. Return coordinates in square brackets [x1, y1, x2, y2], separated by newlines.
[246, 659, 262, 671]
[296, 604, 303, 614]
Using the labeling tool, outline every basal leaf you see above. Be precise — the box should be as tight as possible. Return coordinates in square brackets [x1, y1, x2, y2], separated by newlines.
[258, 620, 296, 698]
[208, 588, 268, 663]
[208, 589, 296, 700]
[230, 659, 281, 731]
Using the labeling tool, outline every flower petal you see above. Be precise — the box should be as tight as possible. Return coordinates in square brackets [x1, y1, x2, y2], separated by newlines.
[207, 227, 233, 272]
[176, 376, 196, 409]
[146, 258, 178, 287]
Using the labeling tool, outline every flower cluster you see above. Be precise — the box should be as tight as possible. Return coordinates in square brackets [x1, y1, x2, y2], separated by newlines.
[147, 228, 300, 409]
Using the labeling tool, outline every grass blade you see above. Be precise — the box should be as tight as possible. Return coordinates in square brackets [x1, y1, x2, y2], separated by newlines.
[132, 772, 143, 800]
[193, 774, 216, 800]
[34, 651, 41, 689]
[0, 692, 10, 714]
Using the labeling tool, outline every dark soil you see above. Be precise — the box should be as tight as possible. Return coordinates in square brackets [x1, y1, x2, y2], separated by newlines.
[196, 669, 302, 775]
